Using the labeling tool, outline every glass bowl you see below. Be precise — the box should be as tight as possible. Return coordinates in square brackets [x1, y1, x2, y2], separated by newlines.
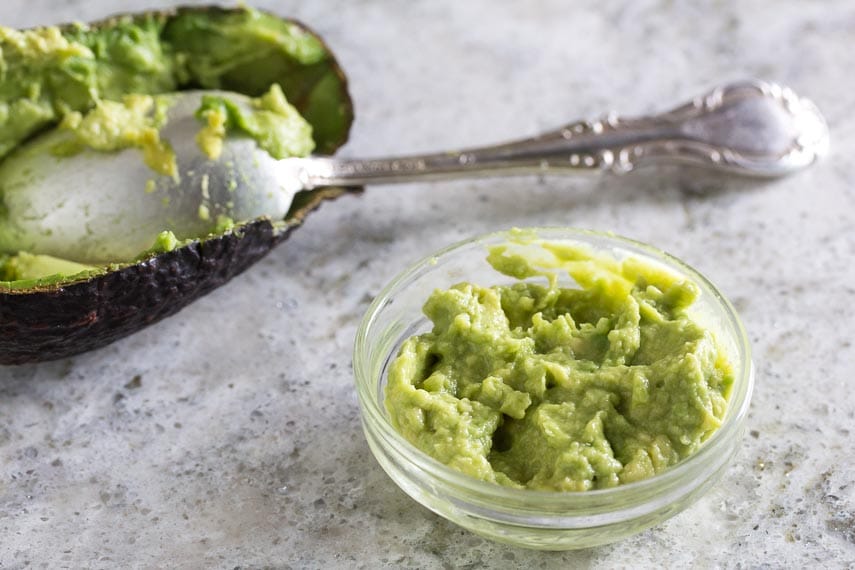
[353, 227, 753, 550]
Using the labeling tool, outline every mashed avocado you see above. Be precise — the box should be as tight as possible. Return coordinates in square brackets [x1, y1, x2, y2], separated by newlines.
[48, 82, 314, 176]
[195, 84, 314, 160]
[385, 237, 734, 491]
[53, 94, 177, 177]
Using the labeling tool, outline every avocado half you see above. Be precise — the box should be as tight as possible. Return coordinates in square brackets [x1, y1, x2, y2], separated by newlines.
[0, 6, 356, 365]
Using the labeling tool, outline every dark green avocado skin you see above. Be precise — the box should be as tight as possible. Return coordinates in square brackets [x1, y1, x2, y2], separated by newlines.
[1, 220, 285, 364]
[0, 7, 356, 365]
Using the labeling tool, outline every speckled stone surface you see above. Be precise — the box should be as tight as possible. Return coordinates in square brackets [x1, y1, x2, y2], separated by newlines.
[2, 0, 854, 567]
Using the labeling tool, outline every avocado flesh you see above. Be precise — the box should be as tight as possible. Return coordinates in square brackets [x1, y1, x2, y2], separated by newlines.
[0, 7, 351, 288]
[0, 9, 343, 161]
[0, 7, 355, 365]
[0, 252, 95, 282]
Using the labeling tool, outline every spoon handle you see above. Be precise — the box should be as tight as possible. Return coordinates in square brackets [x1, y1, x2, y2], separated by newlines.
[296, 80, 827, 187]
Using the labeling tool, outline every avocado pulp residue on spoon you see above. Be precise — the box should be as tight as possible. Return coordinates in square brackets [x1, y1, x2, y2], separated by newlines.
[52, 94, 178, 177]
[0, 9, 326, 287]
[196, 84, 314, 161]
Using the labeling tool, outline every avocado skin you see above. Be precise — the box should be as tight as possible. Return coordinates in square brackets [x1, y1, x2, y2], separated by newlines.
[0, 7, 356, 365]
[1, 220, 270, 364]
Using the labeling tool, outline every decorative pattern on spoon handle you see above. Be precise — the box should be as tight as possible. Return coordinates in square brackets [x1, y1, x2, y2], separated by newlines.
[298, 80, 828, 187]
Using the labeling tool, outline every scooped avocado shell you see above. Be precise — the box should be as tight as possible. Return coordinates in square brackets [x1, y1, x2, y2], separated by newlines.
[0, 6, 356, 365]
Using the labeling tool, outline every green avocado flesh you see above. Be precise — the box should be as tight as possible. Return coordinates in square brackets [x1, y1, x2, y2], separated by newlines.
[0, 10, 330, 160]
[196, 83, 314, 160]
[0, 8, 339, 289]
[52, 94, 178, 176]
[0, 251, 97, 287]
[385, 237, 734, 491]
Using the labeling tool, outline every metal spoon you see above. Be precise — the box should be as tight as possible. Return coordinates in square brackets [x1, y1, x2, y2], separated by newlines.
[0, 80, 828, 264]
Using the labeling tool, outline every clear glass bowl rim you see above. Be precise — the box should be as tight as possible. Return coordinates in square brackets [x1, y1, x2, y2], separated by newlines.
[353, 226, 753, 510]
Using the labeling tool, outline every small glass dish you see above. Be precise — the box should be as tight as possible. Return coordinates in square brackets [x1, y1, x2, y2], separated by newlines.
[353, 227, 753, 550]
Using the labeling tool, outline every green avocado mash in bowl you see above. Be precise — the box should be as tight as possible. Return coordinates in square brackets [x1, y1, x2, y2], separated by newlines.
[353, 227, 753, 550]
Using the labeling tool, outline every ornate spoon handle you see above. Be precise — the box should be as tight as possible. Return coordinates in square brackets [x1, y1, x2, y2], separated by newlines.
[294, 80, 828, 187]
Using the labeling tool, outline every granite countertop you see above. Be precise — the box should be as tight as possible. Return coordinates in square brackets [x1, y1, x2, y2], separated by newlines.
[2, 0, 854, 567]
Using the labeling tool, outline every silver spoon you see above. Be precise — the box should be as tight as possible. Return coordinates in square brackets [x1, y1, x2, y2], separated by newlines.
[0, 80, 828, 264]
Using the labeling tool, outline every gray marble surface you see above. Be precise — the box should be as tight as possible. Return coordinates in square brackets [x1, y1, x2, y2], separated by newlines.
[2, 0, 854, 567]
